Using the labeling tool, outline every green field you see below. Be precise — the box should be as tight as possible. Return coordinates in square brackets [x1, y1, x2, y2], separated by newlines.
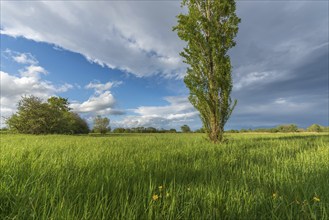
[1, 133, 328, 219]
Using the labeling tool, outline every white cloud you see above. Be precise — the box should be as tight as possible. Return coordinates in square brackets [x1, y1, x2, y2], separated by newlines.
[70, 81, 124, 115]
[13, 53, 38, 65]
[0, 1, 186, 78]
[113, 96, 199, 129]
[1, 68, 71, 100]
[85, 81, 122, 94]
[70, 91, 115, 113]
[19, 65, 47, 77]
[57, 83, 74, 93]
[3, 49, 38, 65]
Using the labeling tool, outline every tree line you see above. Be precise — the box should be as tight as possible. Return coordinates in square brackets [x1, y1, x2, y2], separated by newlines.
[91, 121, 190, 134]
[3, 96, 327, 135]
[226, 124, 328, 133]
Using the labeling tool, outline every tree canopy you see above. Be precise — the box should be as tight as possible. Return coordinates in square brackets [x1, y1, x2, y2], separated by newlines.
[6, 96, 89, 134]
[93, 115, 110, 134]
[181, 124, 191, 133]
[307, 124, 322, 132]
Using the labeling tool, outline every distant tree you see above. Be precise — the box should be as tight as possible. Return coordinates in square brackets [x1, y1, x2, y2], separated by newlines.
[321, 126, 329, 132]
[173, 0, 240, 143]
[6, 95, 89, 134]
[269, 128, 279, 133]
[113, 128, 126, 133]
[145, 127, 157, 133]
[181, 124, 191, 133]
[93, 115, 110, 134]
[169, 128, 177, 133]
[194, 127, 205, 133]
[277, 124, 298, 132]
[307, 124, 322, 132]
[124, 128, 131, 133]
[137, 127, 145, 133]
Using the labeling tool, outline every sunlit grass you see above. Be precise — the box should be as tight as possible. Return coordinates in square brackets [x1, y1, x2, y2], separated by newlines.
[0, 133, 328, 219]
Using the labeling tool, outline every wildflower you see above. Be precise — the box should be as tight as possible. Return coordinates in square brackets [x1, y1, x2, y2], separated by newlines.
[158, 185, 163, 190]
[313, 196, 320, 202]
[152, 194, 159, 201]
[272, 193, 277, 199]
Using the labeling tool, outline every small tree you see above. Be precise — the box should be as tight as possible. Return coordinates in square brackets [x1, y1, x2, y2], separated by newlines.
[93, 116, 110, 134]
[174, 0, 240, 143]
[181, 124, 191, 133]
[113, 128, 125, 133]
[307, 124, 322, 132]
[169, 128, 177, 133]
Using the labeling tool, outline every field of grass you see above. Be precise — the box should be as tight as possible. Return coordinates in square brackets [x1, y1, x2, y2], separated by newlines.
[0, 133, 328, 219]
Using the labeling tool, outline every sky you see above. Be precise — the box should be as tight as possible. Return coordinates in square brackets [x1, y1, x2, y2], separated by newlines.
[0, 1, 328, 130]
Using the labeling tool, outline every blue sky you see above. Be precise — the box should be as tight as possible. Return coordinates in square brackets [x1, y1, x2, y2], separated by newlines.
[1, 1, 328, 130]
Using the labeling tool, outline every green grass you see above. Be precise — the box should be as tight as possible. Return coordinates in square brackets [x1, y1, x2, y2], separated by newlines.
[0, 133, 328, 219]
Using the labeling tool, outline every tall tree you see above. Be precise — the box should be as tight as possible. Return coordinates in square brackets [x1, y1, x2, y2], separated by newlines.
[174, 0, 240, 142]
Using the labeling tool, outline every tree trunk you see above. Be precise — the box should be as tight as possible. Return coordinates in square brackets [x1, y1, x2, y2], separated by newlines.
[218, 123, 224, 142]
[209, 113, 219, 143]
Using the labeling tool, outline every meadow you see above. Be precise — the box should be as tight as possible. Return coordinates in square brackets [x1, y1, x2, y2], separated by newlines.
[0, 133, 328, 219]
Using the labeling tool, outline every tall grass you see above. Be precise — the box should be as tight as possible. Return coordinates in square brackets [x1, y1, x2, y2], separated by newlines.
[1, 133, 328, 219]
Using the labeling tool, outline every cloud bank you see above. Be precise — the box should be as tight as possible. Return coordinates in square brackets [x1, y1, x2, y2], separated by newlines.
[1, 1, 186, 78]
[113, 96, 199, 129]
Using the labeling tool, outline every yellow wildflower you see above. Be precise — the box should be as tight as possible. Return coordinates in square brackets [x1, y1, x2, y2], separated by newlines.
[313, 196, 320, 202]
[158, 185, 163, 190]
[272, 193, 277, 199]
[152, 194, 159, 201]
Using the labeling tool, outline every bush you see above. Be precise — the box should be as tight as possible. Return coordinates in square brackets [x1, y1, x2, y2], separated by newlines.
[307, 124, 322, 132]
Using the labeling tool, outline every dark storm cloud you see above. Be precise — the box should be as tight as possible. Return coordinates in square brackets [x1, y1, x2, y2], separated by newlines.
[226, 1, 329, 128]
